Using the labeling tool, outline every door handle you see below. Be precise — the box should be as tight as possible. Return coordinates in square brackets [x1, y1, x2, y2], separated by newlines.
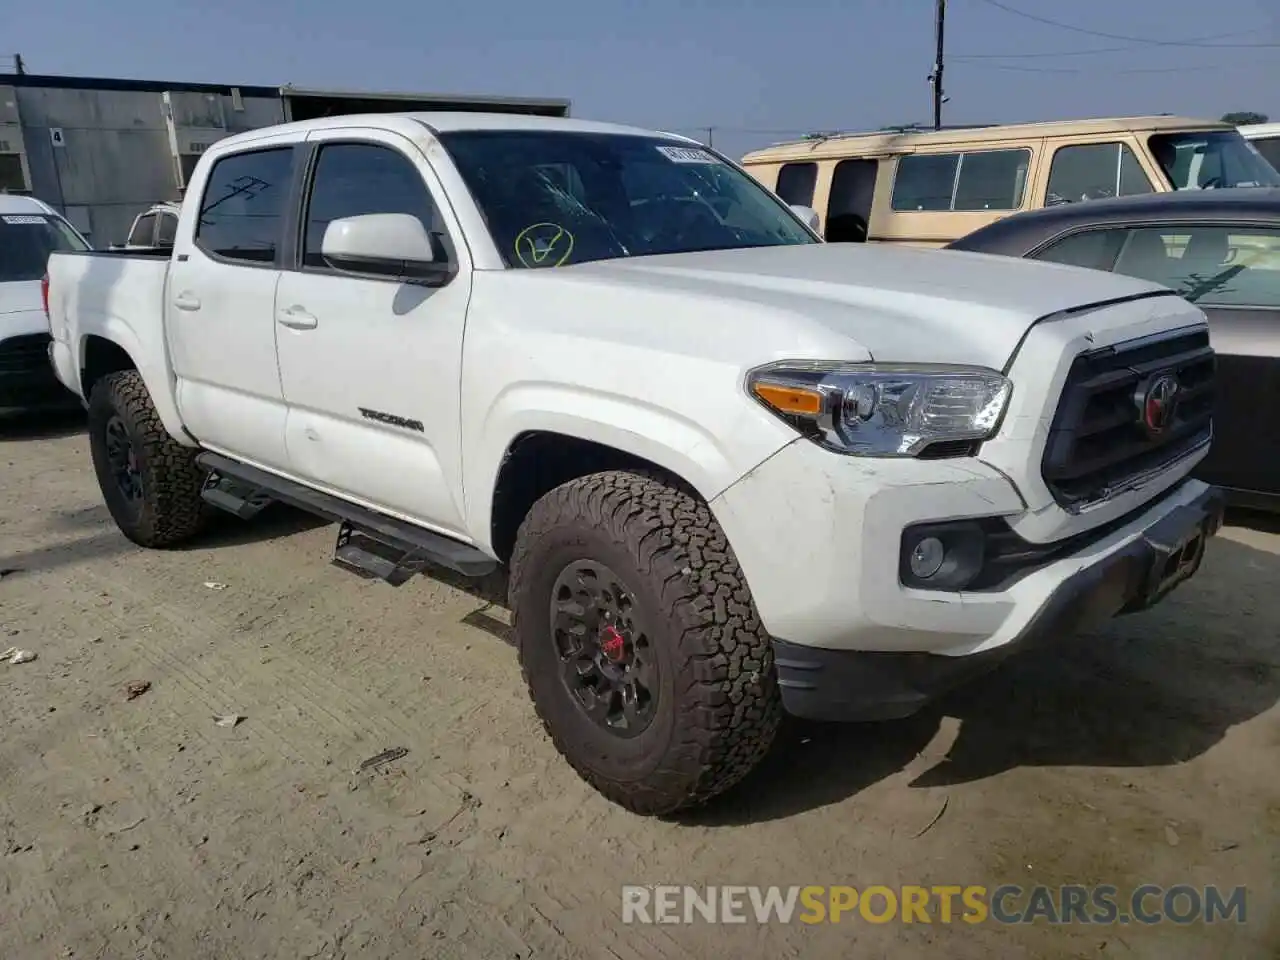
[173, 292, 202, 312]
[277, 306, 318, 330]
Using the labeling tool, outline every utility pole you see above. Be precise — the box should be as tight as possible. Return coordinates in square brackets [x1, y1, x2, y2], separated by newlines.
[930, 0, 946, 130]
[14, 53, 25, 75]
[705, 126, 715, 147]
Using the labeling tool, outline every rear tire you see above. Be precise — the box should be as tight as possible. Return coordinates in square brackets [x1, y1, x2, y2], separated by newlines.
[87, 370, 208, 548]
[509, 470, 781, 815]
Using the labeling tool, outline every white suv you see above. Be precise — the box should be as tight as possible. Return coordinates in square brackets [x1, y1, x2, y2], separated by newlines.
[0, 194, 88, 413]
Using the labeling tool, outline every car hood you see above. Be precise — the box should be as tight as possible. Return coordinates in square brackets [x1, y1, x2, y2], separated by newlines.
[0, 280, 49, 339]
[565, 243, 1175, 369]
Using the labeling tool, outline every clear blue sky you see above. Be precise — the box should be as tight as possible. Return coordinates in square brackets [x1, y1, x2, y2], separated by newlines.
[10, 0, 1279, 158]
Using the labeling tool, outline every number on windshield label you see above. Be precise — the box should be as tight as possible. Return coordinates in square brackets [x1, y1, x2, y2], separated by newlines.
[656, 146, 720, 164]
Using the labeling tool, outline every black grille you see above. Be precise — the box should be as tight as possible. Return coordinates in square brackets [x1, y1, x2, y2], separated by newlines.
[1042, 329, 1215, 508]
[0, 333, 52, 373]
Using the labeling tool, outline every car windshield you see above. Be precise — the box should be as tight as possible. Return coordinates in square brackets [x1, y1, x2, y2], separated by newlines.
[437, 130, 817, 268]
[1148, 131, 1280, 191]
[0, 212, 88, 282]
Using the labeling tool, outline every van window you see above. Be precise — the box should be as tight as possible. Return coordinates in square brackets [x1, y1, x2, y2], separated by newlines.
[826, 159, 878, 242]
[1047, 143, 1153, 205]
[1251, 136, 1280, 171]
[774, 162, 818, 206]
[195, 147, 294, 264]
[891, 149, 1030, 212]
[1149, 131, 1280, 190]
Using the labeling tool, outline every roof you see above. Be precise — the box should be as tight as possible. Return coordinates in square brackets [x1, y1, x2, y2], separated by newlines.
[948, 188, 1280, 252]
[1239, 122, 1280, 139]
[0, 194, 57, 215]
[217, 111, 694, 150]
[741, 115, 1231, 163]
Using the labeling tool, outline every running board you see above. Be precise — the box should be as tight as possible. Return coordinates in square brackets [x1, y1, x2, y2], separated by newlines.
[196, 452, 497, 582]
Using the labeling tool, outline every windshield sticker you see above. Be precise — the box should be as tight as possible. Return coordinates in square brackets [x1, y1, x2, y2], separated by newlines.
[1, 215, 46, 225]
[514, 222, 575, 268]
[656, 145, 720, 165]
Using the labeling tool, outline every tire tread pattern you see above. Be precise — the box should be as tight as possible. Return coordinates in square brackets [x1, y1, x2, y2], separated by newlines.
[510, 470, 781, 815]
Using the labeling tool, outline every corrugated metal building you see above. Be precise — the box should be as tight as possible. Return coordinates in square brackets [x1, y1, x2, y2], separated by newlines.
[0, 72, 571, 246]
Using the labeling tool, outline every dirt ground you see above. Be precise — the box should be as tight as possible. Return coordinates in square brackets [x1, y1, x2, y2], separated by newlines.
[1, 411, 1277, 960]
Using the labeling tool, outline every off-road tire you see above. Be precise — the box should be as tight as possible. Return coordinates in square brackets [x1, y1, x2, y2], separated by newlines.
[87, 370, 208, 548]
[510, 470, 781, 815]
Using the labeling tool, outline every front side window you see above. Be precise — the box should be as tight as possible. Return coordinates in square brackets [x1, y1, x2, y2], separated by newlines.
[302, 142, 448, 271]
[438, 132, 817, 268]
[0, 212, 89, 281]
[1046, 142, 1153, 205]
[891, 149, 1030, 212]
[774, 162, 818, 206]
[1108, 225, 1280, 307]
[195, 147, 294, 263]
[1149, 131, 1280, 191]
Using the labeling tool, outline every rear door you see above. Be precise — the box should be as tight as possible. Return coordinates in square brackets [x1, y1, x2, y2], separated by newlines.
[1030, 220, 1280, 497]
[166, 136, 303, 470]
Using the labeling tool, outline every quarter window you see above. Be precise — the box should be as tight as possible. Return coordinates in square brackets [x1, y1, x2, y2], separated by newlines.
[195, 148, 294, 263]
[1046, 143, 1152, 205]
[302, 142, 448, 271]
[891, 149, 1030, 212]
[156, 212, 177, 246]
[1252, 136, 1280, 171]
[774, 162, 818, 206]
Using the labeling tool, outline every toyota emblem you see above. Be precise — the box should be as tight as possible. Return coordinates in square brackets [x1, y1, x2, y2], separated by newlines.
[1139, 374, 1180, 436]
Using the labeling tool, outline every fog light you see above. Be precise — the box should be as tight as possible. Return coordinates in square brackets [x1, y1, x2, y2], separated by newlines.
[909, 536, 946, 579]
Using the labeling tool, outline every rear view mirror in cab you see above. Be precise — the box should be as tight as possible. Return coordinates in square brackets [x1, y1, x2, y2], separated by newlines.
[320, 213, 453, 285]
[789, 204, 821, 232]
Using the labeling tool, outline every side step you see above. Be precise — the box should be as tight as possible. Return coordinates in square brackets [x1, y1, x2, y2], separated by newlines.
[196, 452, 497, 584]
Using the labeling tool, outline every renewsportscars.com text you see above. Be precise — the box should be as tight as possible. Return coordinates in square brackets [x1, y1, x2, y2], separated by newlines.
[621, 884, 1248, 925]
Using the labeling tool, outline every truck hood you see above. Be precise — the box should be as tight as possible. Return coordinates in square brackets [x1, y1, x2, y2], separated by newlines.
[567, 243, 1175, 369]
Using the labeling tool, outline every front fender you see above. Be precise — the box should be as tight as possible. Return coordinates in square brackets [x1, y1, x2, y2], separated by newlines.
[463, 380, 796, 553]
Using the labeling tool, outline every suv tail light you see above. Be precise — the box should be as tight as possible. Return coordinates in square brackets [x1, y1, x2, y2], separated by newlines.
[41, 272, 50, 320]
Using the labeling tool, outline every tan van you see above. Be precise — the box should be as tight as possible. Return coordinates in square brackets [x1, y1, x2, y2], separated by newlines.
[742, 116, 1279, 247]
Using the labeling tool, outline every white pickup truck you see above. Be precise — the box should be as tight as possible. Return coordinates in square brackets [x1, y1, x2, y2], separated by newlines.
[45, 112, 1224, 815]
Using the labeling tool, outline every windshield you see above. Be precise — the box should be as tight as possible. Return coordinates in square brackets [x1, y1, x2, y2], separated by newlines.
[0, 212, 88, 282]
[1148, 131, 1280, 190]
[437, 131, 817, 268]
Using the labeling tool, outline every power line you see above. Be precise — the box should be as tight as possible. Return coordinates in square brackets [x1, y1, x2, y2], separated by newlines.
[952, 30, 1259, 60]
[971, 0, 1280, 48]
[954, 57, 1271, 75]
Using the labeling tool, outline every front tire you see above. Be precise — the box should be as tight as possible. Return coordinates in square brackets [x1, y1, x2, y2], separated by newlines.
[509, 470, 781, 815]
[87, 370, 208, 548]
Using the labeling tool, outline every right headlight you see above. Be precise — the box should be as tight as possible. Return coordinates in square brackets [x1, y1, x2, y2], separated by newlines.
[746, 360, 1012, 458]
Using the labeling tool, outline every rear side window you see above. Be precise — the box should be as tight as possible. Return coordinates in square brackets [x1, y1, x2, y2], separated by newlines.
[774, 162, 818, 206]
[1046, 143, 1152, 205]
[127, 214, 156, 246]
[195, 147, 295, 264]
[0, 213, 89, 282]
[1032, 229, 1127, 272]
[892, 149, 1030, 211]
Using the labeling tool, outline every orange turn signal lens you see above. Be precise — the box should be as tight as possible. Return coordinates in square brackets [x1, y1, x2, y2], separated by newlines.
[751, 382, 824, 417]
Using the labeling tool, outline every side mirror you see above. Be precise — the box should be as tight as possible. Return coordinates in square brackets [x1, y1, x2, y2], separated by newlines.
[789, 204, 821, 232]
[321, 213, 452, 285]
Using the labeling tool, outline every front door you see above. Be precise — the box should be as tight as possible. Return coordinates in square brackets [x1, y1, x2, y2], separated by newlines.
[166, 138, 301, 470]
[273, 129, 472, 536]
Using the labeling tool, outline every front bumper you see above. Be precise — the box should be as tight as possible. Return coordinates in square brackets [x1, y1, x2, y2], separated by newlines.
[710, 437, 1223, 722]
[771, 482, 1224, 721]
